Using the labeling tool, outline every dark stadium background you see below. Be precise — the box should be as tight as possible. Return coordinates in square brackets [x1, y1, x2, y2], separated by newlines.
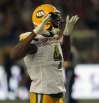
[0, 0, 99, 103]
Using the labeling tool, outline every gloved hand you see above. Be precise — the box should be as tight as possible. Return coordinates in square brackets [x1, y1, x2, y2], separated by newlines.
[33, 14, 51, 34]
[19, 14, 51, 41]
[63, 15, 79, 35]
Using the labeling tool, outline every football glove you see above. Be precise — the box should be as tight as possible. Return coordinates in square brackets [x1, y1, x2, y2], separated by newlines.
[33, 14, 51, 34]
[63, 15, 79, 35]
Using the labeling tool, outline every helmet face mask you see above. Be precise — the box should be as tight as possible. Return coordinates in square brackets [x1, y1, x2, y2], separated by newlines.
[50, 12, 62, 28]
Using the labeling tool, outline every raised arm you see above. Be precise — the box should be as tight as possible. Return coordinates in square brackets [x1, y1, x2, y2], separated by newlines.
[62, 15, 79, 68]
[10, 14, 51, 62]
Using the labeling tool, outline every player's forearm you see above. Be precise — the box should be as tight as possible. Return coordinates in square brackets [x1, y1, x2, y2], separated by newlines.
[10, 31, 36, 61]
[61, 35, 71, 61]
[62, 35, 72, 69]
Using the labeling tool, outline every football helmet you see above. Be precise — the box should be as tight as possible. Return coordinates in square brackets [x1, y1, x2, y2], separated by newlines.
[32, 4, 61, 30]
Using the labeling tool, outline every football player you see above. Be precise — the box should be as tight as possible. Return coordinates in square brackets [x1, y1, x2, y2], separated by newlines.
[10, 4, 79, 103]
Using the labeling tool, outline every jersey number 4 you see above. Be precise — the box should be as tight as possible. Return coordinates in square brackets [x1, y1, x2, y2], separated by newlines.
[53, 45, 62, 69]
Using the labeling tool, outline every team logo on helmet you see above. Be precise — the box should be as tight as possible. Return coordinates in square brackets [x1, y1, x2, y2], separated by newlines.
[36, 10, 45, 18]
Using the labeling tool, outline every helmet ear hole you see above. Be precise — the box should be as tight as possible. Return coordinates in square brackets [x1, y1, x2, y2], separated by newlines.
[32, 4, 59, 30]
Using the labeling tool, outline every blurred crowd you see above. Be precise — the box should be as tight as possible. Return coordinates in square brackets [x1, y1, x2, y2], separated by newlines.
[0, 0, 99, 101]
